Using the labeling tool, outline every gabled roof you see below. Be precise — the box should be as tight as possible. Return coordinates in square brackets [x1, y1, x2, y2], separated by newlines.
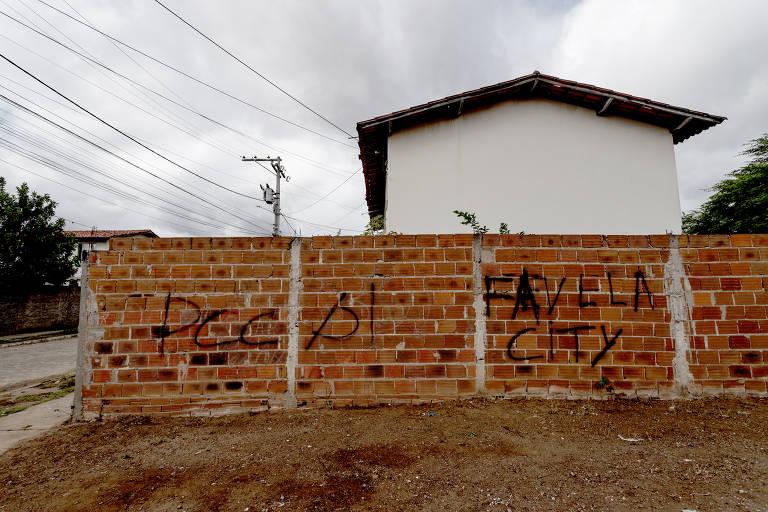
[65, 229, 157, 242]
[356, 71, 726, 219]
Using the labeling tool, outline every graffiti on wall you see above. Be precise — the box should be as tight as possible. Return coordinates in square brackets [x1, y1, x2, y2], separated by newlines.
[305, 292, 360, 350]
[149, 268, 654, 366]
[485, 269, 654, 366]
[151, 289, 365, 353]
[151, 294, 279, 354]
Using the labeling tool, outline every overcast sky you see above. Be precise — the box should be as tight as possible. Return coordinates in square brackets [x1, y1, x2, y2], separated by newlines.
[0, 0, 765, 237]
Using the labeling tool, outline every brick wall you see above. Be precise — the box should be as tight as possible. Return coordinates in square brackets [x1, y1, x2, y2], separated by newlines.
[75, 233, 768, 418]
[0, 286, 80, 336]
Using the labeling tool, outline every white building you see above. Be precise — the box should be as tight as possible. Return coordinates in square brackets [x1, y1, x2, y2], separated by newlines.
[356, 72, 725, 234]
[65, 229, 156, 283]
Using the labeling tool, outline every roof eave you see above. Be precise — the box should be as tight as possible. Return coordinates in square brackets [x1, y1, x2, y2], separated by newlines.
[357, 73, 726, 219]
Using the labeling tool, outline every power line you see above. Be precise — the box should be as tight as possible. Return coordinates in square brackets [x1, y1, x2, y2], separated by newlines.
[0, 90, 272, 232]
[29, 0, 355, 147]
[250, 159, 363, 228]
[280, 213, 298, 236]
[1, 78, 362, 235]
[0, 153, 246, 234]
[0, 103, 270, 232]
[0, 76, 287, 233]
[59, 0, 195, 111]
[327, 201, 367, 226]
[0, 46, 256, 197]
[152, 0, 355, 139]
[0, 11, 362, 234]
[0, 52, 267, 203]
[1, 157, 231, 235]
[276, 207, 363, 233]
[63, 217, 92, 228]
[13, 0, 201, 141]
[0, 34, 246, 160]
[250, 158, 360, 214]
[0, 11, 357, 177]
[0, 119, 238, 230]
[20, 0, 259, 160]
[286, 167, 362, 215]
[46, 0, 248, 168]
[0, 134, 249, 233]
[0, 72, 257, 188]
[283, 177, 363, 211]
[0, 77, 227, 208]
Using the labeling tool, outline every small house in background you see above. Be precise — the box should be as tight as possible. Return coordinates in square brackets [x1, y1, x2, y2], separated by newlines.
[65, 229, 157, 284]
[357, 71, 726, 234]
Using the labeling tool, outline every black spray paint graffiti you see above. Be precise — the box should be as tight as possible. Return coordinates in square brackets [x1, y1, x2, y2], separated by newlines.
[486, 269, 652, 366]
[506, 324, 624, 366]
[149, 269, 651, 363]
[153, 295, 200, 354]
[152, 293, 279, 353]
[152, 291, 363, 353]
[370, 282, 376, 348]
[305, 292, 360, 350]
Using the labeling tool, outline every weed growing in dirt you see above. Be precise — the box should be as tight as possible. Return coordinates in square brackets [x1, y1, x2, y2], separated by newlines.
[57, 375, 75, 389]
[595, 377, 615, 393]
[0, 375, 75, 417]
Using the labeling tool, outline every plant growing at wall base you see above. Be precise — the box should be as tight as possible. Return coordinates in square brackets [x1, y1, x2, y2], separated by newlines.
[453, 210, 488, 234]
[363, 214, 401, 235]
[363, 214, 386, 235]
[595, 377, 614, 393]
[0, 177, 77, 292]
[453, 210, 519, 235]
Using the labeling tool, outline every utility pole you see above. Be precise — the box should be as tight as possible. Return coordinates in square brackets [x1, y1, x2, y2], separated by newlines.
[241, 155, 288, 236]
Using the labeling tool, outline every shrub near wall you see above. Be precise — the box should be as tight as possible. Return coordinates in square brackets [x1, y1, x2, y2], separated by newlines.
[76, 234, 768, 418]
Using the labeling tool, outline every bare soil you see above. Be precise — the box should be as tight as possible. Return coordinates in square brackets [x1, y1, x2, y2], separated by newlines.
[1, 398, 767, 511]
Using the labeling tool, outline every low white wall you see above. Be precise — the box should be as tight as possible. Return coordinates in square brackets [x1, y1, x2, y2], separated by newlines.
[385, 98, 682, 234]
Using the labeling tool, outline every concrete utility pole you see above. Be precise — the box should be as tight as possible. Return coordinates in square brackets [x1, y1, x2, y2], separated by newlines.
[241, 155, 288, 236]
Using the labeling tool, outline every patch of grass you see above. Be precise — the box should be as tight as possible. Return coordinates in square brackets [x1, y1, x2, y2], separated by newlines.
[14, 393, 50, 404]
[57, 375, 76, 389]
[0, 405, 29, 417]
[0, 377, 75, 417]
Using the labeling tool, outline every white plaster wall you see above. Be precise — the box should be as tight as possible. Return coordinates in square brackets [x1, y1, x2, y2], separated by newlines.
[71, 241, 111, 281]
[385, 98, 682, 234]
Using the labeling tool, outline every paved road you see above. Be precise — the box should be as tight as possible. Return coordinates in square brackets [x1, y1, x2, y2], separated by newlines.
[0, 394, 73, 455]
[0, 336, 77, 391]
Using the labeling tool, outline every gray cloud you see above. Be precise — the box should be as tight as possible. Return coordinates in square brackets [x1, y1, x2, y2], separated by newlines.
[0, 0, 764, 236]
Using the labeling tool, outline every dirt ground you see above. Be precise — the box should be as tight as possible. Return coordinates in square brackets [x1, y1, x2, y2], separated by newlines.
[1, 398, 767, 512]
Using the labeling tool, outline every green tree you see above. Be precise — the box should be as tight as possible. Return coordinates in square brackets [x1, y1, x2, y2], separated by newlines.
[362, 214, 401, 235]
[363, 214, 386, 235]
[682, 134, 768, 234]
[0, 178, 78, 292]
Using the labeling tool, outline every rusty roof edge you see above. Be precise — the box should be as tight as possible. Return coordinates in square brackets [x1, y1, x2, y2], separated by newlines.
[535, 77, 726, 123]
[357, 71, 728, 219]
[357, 72, 726, 130]
[65, 229, 158, 239]
[357, 73, 538, 129]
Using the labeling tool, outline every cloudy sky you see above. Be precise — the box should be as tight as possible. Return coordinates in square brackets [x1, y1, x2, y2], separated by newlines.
[0, 0, 765, 237]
